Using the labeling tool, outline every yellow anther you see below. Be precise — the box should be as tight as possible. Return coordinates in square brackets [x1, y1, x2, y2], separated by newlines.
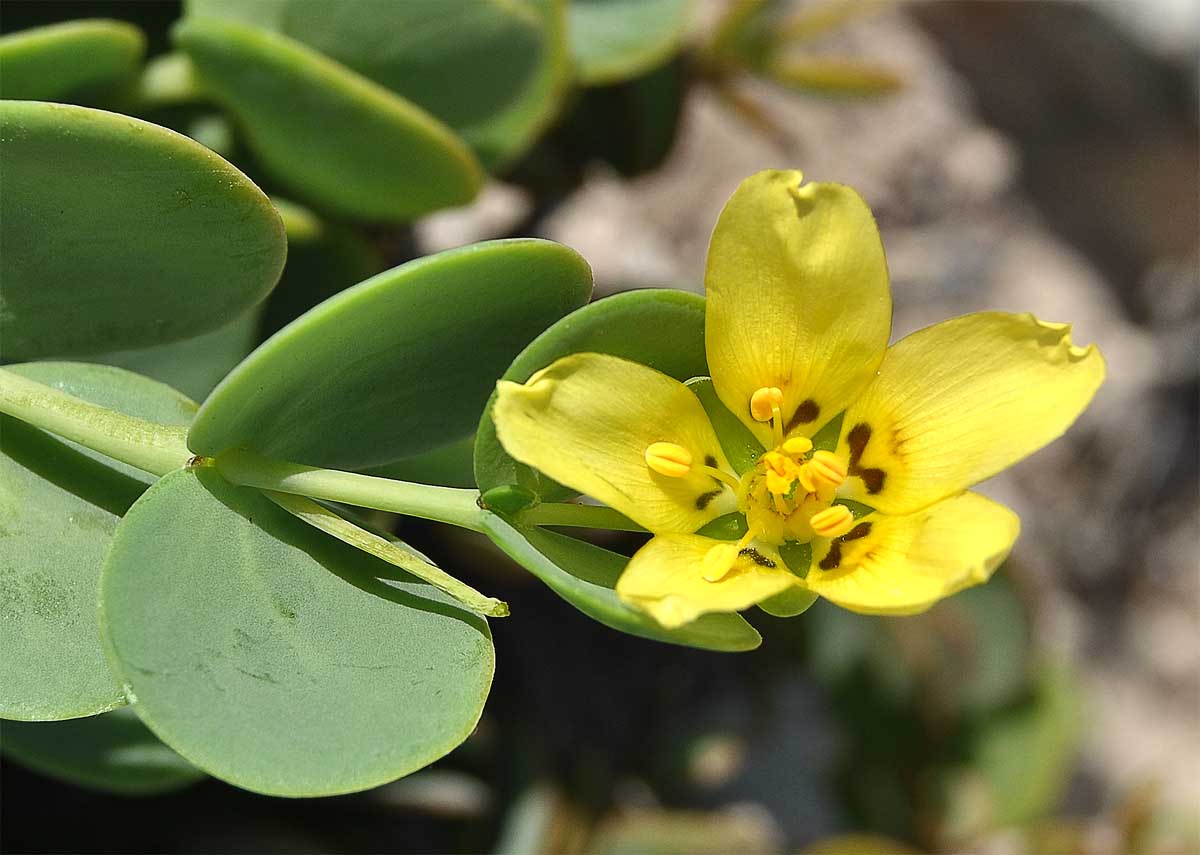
[645, 441, 692, 478]
[702, 543, 739, 583]
[750, 386, 784, 422]
[810, 505, 855, 538]
[782, 436, 813, 456]
[807, 450, 847, 490]
[765, 469, 795, 496]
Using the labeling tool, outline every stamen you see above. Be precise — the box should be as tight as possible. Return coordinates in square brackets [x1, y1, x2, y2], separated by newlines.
[782, 436, 813, 456]
[771, 404, 784, 448]
[702, 529, 758, 583]
[700, 464, 741, 490]
[806, 450, 847, 490]
[645, 441, 692, 478]
[750, 386, 783, 422]
[810, 505, 854, 538]
[702, 543, 739, 582]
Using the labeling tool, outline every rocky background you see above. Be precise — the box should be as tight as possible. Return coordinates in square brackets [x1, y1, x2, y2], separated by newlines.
[4, 1, 1197, 853]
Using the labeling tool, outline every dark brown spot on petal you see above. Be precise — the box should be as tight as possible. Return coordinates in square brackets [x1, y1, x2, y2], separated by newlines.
[846, 422, 887, 494]
[785, 399, 820, 433]
[818, 521, 874, 570]
[738, 547, 777, 568]
[860, 468, 886, 494]
[842, 522, 872, 541]
[704, 455, 718, 468]
[695, 489, 723, 510]
[846, 423, 871, 467]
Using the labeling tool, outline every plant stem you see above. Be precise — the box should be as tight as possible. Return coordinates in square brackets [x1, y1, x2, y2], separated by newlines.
[516, 502, 645, 532]
[0, 368, 192, 476]
[217, 449, 487, 533]
[266, 490, 508, 617]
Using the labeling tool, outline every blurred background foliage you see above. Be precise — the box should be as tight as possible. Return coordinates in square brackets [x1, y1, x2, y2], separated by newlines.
[1, 0, 1197, 853]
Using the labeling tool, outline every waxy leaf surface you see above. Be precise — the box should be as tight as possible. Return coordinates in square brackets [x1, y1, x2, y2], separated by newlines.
[475, 288, 707, 499]
[0, 707, 205, 796]
[0, 363, 196, 721]
[98, 467, 494, 797]
[190, 239, 592, 470]
[174, 16, 482, 220]
[568, 0, 690, 85]
[0, 101, 285, 360]
[186, 0, 571, 168]
[0, 19, 144, 102]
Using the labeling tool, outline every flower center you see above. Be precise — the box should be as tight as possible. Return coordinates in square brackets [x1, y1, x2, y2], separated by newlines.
[739, 386, 853, 544]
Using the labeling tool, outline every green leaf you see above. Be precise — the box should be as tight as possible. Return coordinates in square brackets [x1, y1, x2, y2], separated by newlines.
[468, 0, 572, 169]
[555, 56, 685, 178]
[958, 665, 1082, 828]
[0, 707, 205, 796]
[364, 435, 477, 489]
[0, 101, 286, 360]
[272, 0, 543, 130]
[260, 198, 382, 338]
[474, 288, 707, 500]
[95, 308, 262, 403]
[173, 16, 483, 221]
[568, 0, 690, 85]
[685, 377, 763, 474]
[0, 362, 196, 722]
[0, 19, 144, 102]
[98, 467, 495, 797]
[186, 0, 572, 169]
[481, 513, 760, 652]
[189, 239, 592, 470]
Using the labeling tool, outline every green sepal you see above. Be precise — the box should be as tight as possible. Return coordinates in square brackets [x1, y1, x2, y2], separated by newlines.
[809, 410, 845, 453]
[694, 511, 748, 542]
[778, 541, 813, 578]
[758, 587, 819, 619]
[832, 498, 875, 520]
[685, 377, 764, 475]
[481, 513, 761, 652]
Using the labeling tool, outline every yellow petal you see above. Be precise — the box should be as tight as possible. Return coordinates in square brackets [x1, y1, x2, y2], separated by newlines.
[616, 534, 796, 628]
[704, 170, 891, 445]
[837, 312, 1105, 515]
[803, 492, 1019, 615]
[493, 353, 738, 534]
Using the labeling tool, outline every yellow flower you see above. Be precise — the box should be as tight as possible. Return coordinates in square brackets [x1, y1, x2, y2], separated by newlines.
[492, 170, 1105, 628]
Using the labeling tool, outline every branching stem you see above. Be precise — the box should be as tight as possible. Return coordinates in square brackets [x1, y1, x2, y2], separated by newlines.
[0, 368, 191, 476]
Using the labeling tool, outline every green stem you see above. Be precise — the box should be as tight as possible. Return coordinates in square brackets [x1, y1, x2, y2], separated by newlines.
[516, 502, 645, 532]
[265, 490, 508, 617]
[217, 449, 487, 533]
[0, 368, 192, 476]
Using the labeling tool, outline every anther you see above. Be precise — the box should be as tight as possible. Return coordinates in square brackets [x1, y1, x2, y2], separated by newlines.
[782, 436, 813, 456]
[810, 505, 855, 538]
[645, 442, 692, 478]
[750, 386, 784, 422]
[806, 450, 847, 490]
[702, 543, 739, 582]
